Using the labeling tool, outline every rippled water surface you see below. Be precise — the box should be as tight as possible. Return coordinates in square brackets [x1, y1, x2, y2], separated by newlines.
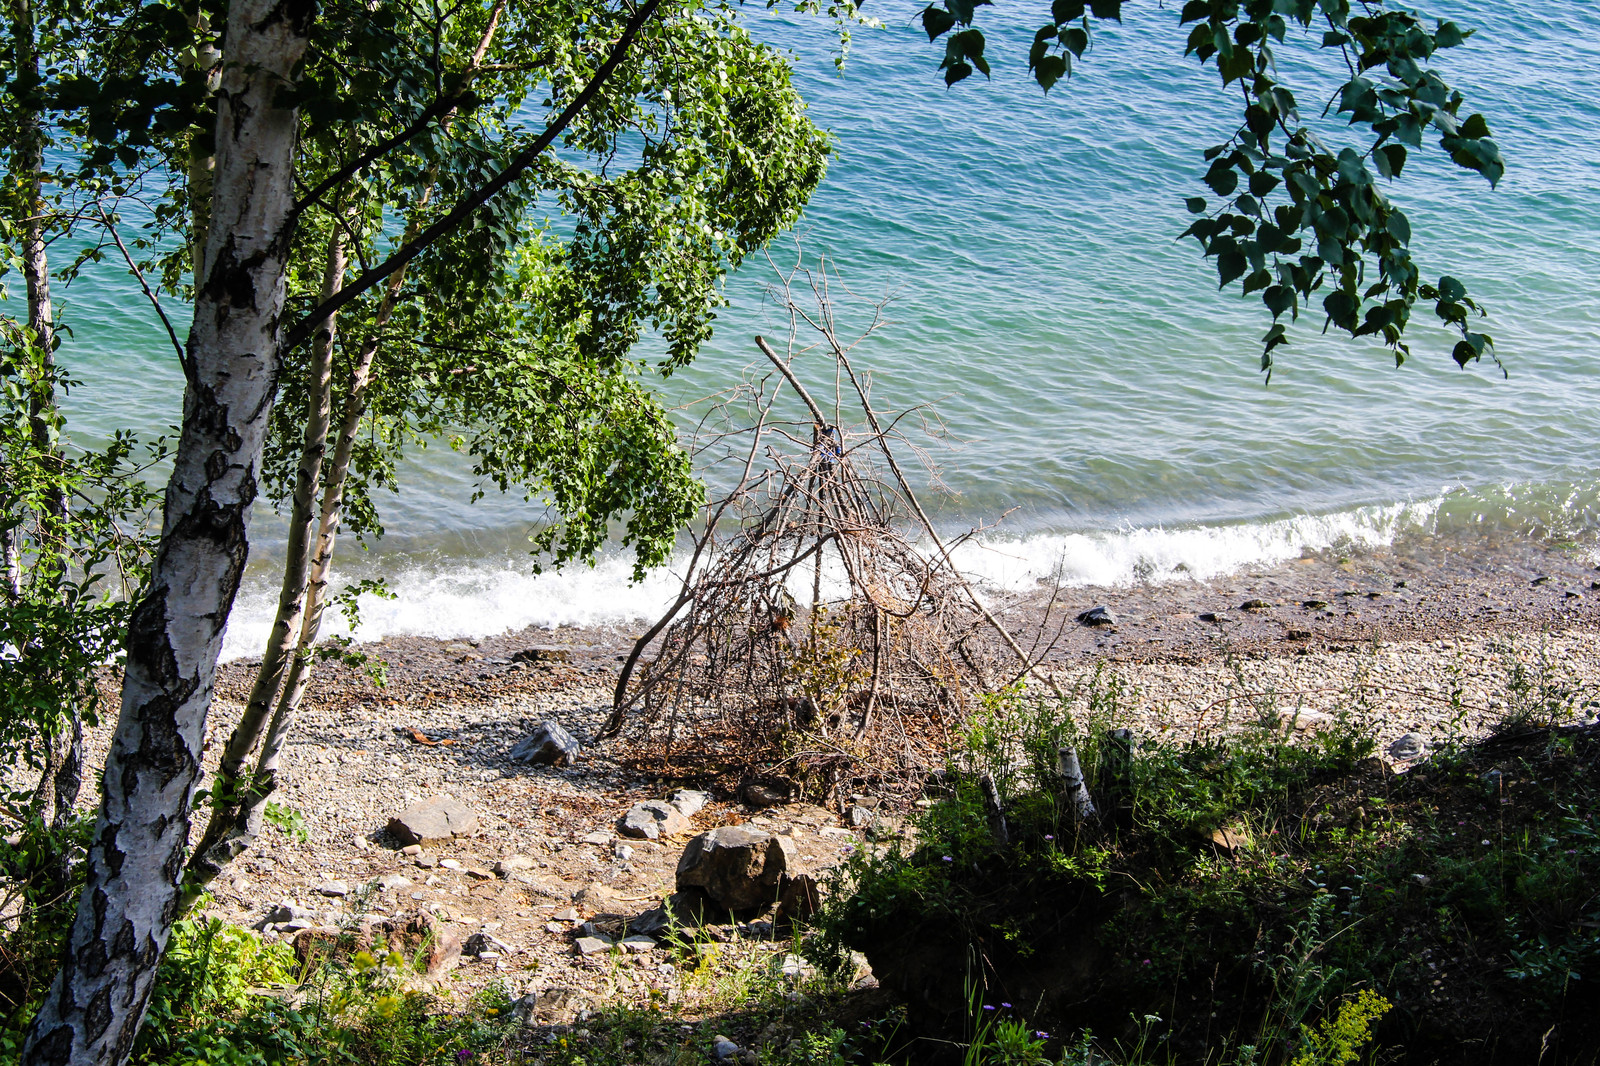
[44, 2, 1600, 652]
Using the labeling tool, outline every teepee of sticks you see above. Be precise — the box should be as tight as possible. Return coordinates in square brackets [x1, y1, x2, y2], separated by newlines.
[601, 264, 1093, 809]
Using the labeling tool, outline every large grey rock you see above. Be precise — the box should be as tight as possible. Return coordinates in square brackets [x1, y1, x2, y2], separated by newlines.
[676, 826, 796, 912]
[509, 721, 581, 766]
[387, 797, 479, 847]
[618, 799, 690, 840]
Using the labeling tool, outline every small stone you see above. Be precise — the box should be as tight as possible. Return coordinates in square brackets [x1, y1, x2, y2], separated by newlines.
[1532, 575, 1552, 586]
[1302, 599, 1329, 610]
[511, 646, 571, 664]
[1389, 732, 1428, 761]
[508, 720, 581, 766]
[494, 855, 536, 877]
[742, 783, 790, 808]
[375, 873, 412, 892]
[712, 1036, 739, 1061]
[1198, 612, 1229, 624]
[477, 950, 501, 962]
[1278, 709, 1332, 733]
[1240, 599, 1273, 611]
[464, 865, 493, 880]
[1076, 605, 1115, 627]
[847, 805, 873, 828]
[621, 935, 656, 953]
[582, 831, 612, 845]
[400, 844, 422, 856]
[316, 881, 350, 898]
[1286, 628, 1312, 641]
[464, 931, 512, 956]
[545, 922, 563, 934]
[554, 907, 579, 922]
[618, 800, 691, 840]
[387, 797, 479, 847]
[669, 789, 711, 818]
[613, 844, 634, 862]
[575, 936, 612, 956]
[439, 858, 465, 871]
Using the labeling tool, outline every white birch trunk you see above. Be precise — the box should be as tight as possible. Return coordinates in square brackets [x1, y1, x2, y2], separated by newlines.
[183, 221, 346, 900]
[22, 0, 311, 1060]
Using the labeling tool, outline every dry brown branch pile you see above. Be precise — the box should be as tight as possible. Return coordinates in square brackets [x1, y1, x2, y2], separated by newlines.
[602, 263, 1060, 803]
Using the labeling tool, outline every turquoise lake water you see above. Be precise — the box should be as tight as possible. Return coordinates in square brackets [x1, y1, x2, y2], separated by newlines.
[47, 2, 1600, 653]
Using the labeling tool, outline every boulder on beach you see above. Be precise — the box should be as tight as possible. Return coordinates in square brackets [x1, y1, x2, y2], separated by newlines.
[387, 797, 479, 847]
[675, 826, 795, 912]
[509, 720, 581, 766]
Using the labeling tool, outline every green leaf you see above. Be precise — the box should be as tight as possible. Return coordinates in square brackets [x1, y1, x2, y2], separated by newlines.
[921, 6, 956, 40]
[1185, 196, 1207, 214]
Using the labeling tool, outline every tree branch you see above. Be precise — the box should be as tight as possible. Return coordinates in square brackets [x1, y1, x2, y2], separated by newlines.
[279, 0, 663, 356]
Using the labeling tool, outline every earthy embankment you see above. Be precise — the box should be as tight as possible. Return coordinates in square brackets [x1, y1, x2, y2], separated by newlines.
[51, 534, 1600, 1025]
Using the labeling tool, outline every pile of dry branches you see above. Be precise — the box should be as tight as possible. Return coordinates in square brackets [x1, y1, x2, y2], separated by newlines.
[602, 263, 1065, 803]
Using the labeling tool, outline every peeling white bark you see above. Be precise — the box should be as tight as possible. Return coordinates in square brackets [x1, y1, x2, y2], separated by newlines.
[22, 1, 312, 1061]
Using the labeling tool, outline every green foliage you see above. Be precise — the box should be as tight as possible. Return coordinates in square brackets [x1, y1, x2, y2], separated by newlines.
[1290, 989, 1390, 1066]
[127, 921, 516, 1066]
[919, 0, 1502, 377]
[812, 657, 1600, 1062]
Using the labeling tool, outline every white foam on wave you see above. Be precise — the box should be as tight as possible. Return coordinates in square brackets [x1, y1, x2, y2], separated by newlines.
[220, 554, 684, 662]
[219, 495, 1445, 661]
[954, 496, 1444, 594]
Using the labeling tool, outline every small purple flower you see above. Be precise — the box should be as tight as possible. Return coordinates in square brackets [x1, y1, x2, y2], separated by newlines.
[1044, 834, 1054, 841]
[983, 1004, 996, 1011]
[942, 855, 953, 862]
[1001, 1002, 1012, 1009]
[1035, 1031, 1051, 1040]
[1142, 959, 1151, 966]
[456, 1051, 472, 1063]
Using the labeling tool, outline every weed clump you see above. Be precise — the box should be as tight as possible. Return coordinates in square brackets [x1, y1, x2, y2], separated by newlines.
[810, 668, 1600, 1065]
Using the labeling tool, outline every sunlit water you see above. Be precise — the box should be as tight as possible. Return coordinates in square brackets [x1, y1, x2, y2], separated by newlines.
[43, 2, 1600, 657]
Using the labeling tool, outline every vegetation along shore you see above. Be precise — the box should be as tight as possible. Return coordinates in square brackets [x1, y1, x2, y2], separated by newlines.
[2, 0, 1592, 1065]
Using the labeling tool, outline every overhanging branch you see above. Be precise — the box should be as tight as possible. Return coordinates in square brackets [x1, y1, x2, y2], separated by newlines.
[279, 0, 663, 356]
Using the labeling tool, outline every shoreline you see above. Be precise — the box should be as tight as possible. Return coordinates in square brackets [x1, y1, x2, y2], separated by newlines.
[211, 529, 1600, 719]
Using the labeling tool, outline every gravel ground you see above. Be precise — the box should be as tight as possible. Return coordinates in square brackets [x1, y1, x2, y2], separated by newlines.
[37, 532, 1600, 1023]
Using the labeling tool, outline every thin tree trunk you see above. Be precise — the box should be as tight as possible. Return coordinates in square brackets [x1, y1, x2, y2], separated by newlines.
[22, 1, 312, 1060]
[185, 3, 508, 891]
[183, 218, 347, 899]
[11, 0, 80, 868]
[230, 247, 410, 838]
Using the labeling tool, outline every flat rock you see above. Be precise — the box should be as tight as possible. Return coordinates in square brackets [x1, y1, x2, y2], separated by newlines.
[668, 789, 711, 818]
[387, 797, 478, 847]
[676, 826, 795, 913]
[618, 800, 690, 840]
[315, 881, 349, 897]
[574, 935, 612, 956]
[508, 720, 581, 766]
[621, 935, 657, 953]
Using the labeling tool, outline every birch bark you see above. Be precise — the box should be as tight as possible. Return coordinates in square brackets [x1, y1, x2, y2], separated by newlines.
[21, 0, 312, 1060]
